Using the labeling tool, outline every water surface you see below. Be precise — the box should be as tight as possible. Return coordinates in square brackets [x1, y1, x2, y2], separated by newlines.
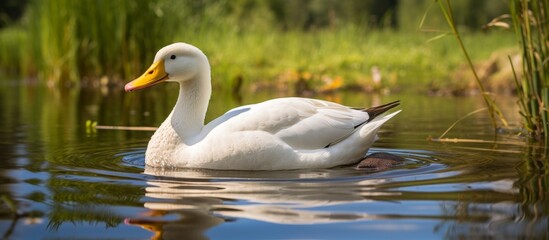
[0, 81, 547, 239]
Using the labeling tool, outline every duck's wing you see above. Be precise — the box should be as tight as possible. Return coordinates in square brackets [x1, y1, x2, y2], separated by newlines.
[208, 98, 376, 150]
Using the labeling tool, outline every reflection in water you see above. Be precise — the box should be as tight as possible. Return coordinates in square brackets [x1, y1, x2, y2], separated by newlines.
[1, 82, 548, 239]
[127, 209, 223, 240]
[132, 160, 444, 237]
[128, 165, 405, 239]
[126, 144, 549, 239]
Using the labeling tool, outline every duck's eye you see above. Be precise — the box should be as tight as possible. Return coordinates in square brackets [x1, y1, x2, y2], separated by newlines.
[170, 55, 176, 60]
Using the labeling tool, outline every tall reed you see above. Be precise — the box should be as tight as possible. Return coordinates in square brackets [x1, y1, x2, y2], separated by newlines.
[28, 0, 79, 86]
[0, 27, 31, 76]
[510, 0, 549, 141]
[436, 0, 509, 128]
[0, 0, 518, 94]
[26, 0, 183, 86]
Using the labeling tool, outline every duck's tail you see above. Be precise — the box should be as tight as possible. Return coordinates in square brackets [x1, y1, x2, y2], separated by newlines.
[359, 110, 400, 138]
[309, 109, 400, 168]
[363, 100, 400, 120]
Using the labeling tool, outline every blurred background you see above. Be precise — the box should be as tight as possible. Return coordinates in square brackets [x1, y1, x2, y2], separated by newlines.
[3, 2, 549, 239]
[0, 0, 515, 95]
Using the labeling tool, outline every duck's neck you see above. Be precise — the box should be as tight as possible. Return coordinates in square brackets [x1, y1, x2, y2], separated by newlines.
[170, 71, 211, 143]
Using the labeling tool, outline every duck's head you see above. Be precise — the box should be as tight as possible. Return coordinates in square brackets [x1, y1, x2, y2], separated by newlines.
[125, 43, 209, 91]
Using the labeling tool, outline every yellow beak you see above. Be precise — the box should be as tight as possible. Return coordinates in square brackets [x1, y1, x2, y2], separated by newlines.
[125, 60, 168, 91]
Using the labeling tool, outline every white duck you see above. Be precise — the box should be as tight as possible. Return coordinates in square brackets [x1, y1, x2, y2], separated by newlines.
[125, 43, 400, 170]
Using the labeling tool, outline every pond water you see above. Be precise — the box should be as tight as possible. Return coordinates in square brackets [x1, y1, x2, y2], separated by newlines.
[0, 80, 548, 239]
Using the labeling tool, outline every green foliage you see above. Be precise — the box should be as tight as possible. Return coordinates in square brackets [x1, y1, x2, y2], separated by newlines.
[24, 0, 185, 86]
[399, 0, 507, 32]
[184, 26, 488, 92]
[0, 26, 31, 76]
[0, 0, 516, 93]
[436, 0, 509, 129]
[433, 0, 549, 140]
[510, 0, 549, 141]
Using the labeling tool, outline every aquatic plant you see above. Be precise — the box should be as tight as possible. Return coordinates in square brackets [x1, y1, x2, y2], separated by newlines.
[25, 0, 182, 86]
[436, 0, 509, 129]
[0, 27, 31, 76]
[434, 0, 548, 141]
[510, 0, 549, 141]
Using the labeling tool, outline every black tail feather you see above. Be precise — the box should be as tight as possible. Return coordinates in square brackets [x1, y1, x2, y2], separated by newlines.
[363, 100, 400, 120]
[351, 100, 400, 130]
[326, 100, 400, 147]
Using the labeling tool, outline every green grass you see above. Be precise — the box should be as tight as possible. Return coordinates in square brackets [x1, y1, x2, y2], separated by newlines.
[180, 27, 516, 93]
[432, 0, 548, 140]
[0, 0, 517, 93]
[0, 26, 32, 76]
[436, 0, 509, 129]
[510, 0, 549, 141]
[20, 0, 184, 86]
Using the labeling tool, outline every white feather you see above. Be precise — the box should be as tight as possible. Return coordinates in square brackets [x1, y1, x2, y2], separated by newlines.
[128, 43, 400, 170]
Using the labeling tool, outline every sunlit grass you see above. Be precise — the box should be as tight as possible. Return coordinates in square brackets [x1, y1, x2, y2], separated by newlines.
[182, 27, 516, 93]
[0, 0, 517, 93]
[510, 0, 549, 141]
[432, 0, 548, 141]
[0, 27, 32, 77]
[436, 0, 509, 129]
[21, 0, 183, 86]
